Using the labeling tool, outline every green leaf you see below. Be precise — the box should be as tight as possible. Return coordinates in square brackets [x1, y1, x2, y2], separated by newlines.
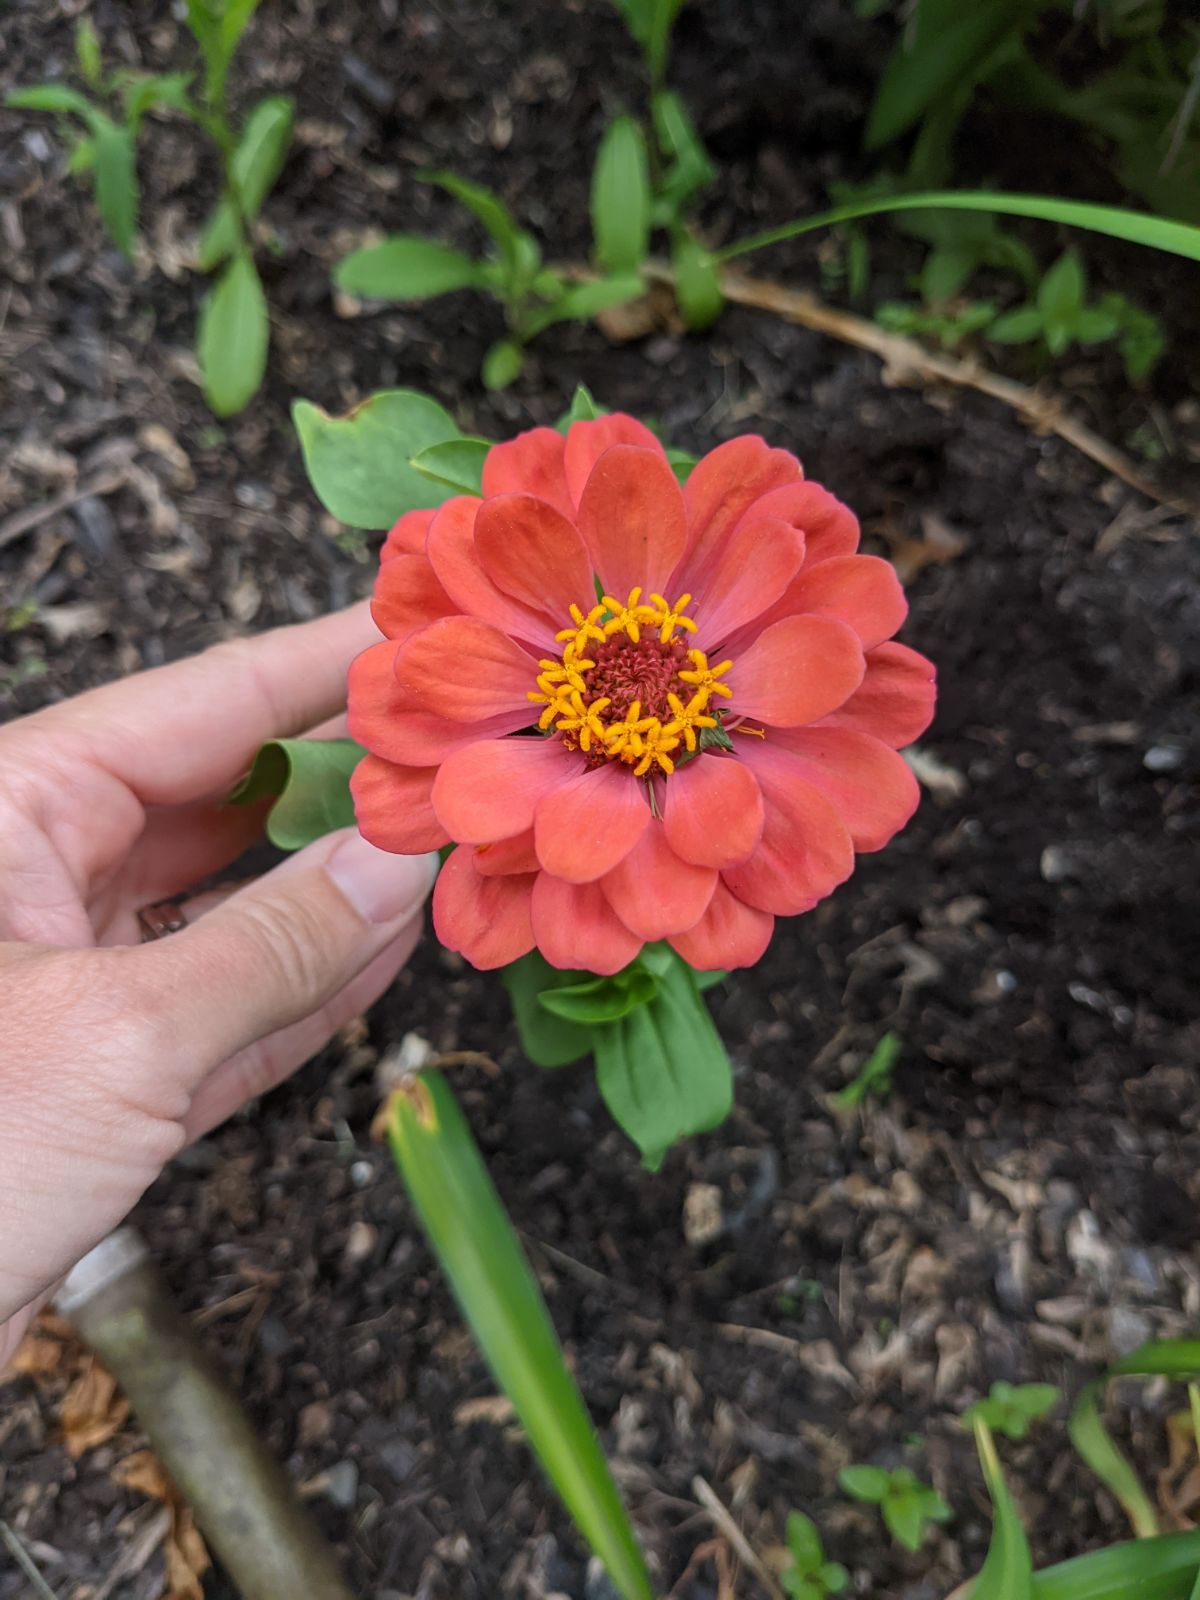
[838, 1465, 891, 1504]
[671, 228, 724, 329]
[1071, 308, 1121, 343]
[1069, 1385, 1159, 1539]
[651, 90, 716, 223]
[1037, 250, 1085, 324]
[409, 437, 491, 496]
[502, 952, 594, 1069]
[198, 94, 293, 271]
[333, 236, 487, 300]
[830, 1031, 902, 1112]
[883, 1494, 927, 1553]
[197, 250, 268, 416]
[920, 244, 976, 304]
[385, 1069, 654, 1600]
[539, 968, 658, 1025]
[186, 0, 261, 102]
[820, 1562, 848, 1594]
[66, 135, 96, 176]
[91, 116, 137, 256]
[665, 446, 697, 484]
[865, 0, 1021, 149]
[1031, 1531, 1200, 1600]
[423, 170, 525, 283]
[75, 18, 103, 87]
[292, 387, 461, 528]
[227, 737, 363, 849]
[988, 306, 1043, 343]
[717, 192, 1200, 268]
[555, 383, 608, 431]
[965, 1382, 1061, 1441]
[481, 339, 525, 390]
[522, 275, 644, 338]
[971, 1419, 1034, 1599]
[5, 84, 96, 117]
[591, 115, 651, 275]
[592, 949, 732, 1169]
[121, 71, 195, 126]
[786, 1511, 824, 1574]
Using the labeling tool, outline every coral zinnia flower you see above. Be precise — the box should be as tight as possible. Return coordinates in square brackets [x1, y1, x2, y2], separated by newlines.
[349, 416, 935, 975]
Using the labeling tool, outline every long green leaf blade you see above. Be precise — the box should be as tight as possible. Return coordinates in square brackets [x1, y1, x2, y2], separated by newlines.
[92, 117, 138, 257]
[1030, 1531, 1200, 1600]
[197, 250, 268, 416]
[591, 115, 651, 274]
[385, 1071, 654, 1600]
[971, 1419, 1034, 1599]
[716, 192, 1200, 265]
[1068, 1383, 1159, 1539]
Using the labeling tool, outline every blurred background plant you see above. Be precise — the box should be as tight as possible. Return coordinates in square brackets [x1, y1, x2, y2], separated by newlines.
[5, 0, 292, 416]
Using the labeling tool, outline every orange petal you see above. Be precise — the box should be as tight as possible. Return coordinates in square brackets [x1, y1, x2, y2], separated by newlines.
[819, 642, 936, 749]
[351, 754, 448, 853]
[482, 426, 574, 520]
[737, 480, 859, 567]
[669, 880, 774, 971]
[473, 829, 540, 876]
[531, 873, 643, 974]
[768, 727, 920, 852]
[731, 614, 864, 727]
[601, 821, 716, 940]
[475, 493, 594, 623]
[681, 515, 804, 649]
[395, 616, 538, 722]
[683, 436, 800, 577]
[662, 755, 763, 870]
[370, 551, 458, 644]
[533, 761, 651, 883]
[576, 444, 688, 601]
[722, 743, 854, 915]
[426, 495, 558, 651]
[563, 414, 664, 508]
[432, 847, 536, 969]
[782, 554, 907, 650]
[433, 737, 578, 844]
[381, 507, 437, 562]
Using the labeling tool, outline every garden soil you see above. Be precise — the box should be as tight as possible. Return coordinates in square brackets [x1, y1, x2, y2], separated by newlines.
[1, 3, 1198, 1597]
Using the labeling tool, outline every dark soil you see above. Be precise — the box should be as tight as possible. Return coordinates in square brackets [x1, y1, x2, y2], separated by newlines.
[2, 3, 1198, 1598]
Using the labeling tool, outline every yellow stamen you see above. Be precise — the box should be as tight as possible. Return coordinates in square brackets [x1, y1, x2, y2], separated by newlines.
[599, 587, 657, 645]
[632, 718, 681, 777]
[678, 647, 733, 700]
[649, 592, 699, 643]
[665, 690, 718, 752]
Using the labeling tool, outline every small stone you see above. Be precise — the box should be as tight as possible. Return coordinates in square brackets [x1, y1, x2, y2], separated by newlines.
[1144, 744, 1185, 773]
[234, 481, 276, 510]
[380, 1436, 419, 1483]
[323, 1460, 359, 1509]
[344, 1221, 377, 1263]
[683, 1182, 724, 1248]
[298, 1401, 333, 1446]
[1107, 1306, 1153, 1358]
[350, 1159, 374, 1188]
[68, 495, 117, 561]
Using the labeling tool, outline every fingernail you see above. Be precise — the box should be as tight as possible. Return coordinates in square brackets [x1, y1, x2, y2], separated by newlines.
[325, 833, 439, 925]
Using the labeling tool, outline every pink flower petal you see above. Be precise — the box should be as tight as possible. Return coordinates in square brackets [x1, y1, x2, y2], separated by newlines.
[425, 495, 558, 651]
[531, 873, 644, 974]
[474, 493, 595, 625]
[662, 754, 764, 869]
[472, 829, 540, 876]
[381, 508, 436, 561]
[722, 742, 854, 914]
[669, 880, 774, 971]
[737, 481, 859, 567]
[601, 821, 716, 940]
[563, 414, 664, 507]
[533, 761, 652, 883]
[371, 707, 531, 764]
[482, 426, 574, 520]
[576, 445, 689, 600]
[433, 847, 536, 969]
[782, 554, 907, 650]
[433, 737, 578, 844]
[684, 516, 805, 648]
[351, 754, 448, 853]
[347, 640, 409, 762]
[730, 615, 865, 727]
[819, 642, 936, 748]
[395, 616, 538, 722]
[371, 551, 458, 644]
[769, 726, 921, 852]
[683, 435, 800, 576]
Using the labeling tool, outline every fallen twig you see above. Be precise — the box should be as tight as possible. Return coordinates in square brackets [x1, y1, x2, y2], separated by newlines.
[0, 468, 128, 550]
[691, 1475, 787, 1600]
[0, 1520, 58, 1600]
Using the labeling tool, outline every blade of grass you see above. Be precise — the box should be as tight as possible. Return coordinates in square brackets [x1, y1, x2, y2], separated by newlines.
[970, 1417, 1034, 1599]
[1030, 1531, 1200, 1600]
[384, 1069, 654, 1600]
[715, 192, 1200, 265]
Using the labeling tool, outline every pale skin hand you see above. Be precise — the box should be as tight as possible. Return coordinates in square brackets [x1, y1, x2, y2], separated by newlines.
[0, 604, 436, 1367]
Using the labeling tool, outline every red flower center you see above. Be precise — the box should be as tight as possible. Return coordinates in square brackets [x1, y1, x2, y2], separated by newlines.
[583, 633, 690, 722]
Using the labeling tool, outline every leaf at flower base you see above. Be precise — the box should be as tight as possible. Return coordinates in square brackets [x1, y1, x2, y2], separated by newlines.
[227, 737, 363, 850]
[971, 1419, 1034, 1600]
[409, 437, 491, 496]
[555, 384, 608, 431]
[592, 949, 732, 1170]
[292, 388, 461, 528]
[665, 446, 698, 485]
[197, 251, 268, 416]
[503, 952, 594, 1069]
[592, 115, 651, 275]
[198, 94, 293, 271]
[333, 236, 488, 300]
[539, 967, 659, 1024]
[385, 1070, 654, 1600]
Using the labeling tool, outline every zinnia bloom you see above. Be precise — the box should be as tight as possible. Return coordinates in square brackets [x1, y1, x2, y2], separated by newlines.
[348, 415, 935, 974]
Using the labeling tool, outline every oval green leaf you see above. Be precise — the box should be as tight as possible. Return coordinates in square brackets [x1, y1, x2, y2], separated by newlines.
[481, 339, 525, 390]
[198, 95, 294, 271]
[92, 116, 138, 257]
[409, 436, 491, 496]
[591, 115, 651, 275]
[334, 236, 487, 300]
[228, 737, 363, 850]
[197, 251, 268, 416]
[292, 388, 461, 528]
[671, 228, 724, 329]
[386, 1070, 654, 1600]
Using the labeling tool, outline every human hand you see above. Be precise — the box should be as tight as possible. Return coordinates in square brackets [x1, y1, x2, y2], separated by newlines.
[0, 605, 436, 1365]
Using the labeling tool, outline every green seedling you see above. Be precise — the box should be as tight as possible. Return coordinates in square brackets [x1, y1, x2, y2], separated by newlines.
[838, 1464, 952, 1553]
[964, 1381, 1061, 1441]
[781, 1512, 848, 1600]
[830, 1031, 902, 1112]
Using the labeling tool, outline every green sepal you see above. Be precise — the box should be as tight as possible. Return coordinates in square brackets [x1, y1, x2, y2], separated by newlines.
[539, 967, 658, 1024]
[228, 737, 364, 850]
[555, 383, 608, 431]
[409, 436, 491, 496]
[503, 952, 595, 1069]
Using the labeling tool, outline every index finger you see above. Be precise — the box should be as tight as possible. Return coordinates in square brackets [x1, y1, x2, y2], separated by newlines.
[14, 602, 380, 805]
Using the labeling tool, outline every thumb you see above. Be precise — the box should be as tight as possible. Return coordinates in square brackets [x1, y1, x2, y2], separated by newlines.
[140, 829, 438, 1086]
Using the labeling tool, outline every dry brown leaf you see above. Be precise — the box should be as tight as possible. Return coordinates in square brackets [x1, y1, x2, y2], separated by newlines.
[114, 1449, 212, 1600]
[453, 1394, 515, 1427]
[61, 1356, 130, 1457]
[8, 1311, 76, 1381]
[886, 511, 970, 585]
